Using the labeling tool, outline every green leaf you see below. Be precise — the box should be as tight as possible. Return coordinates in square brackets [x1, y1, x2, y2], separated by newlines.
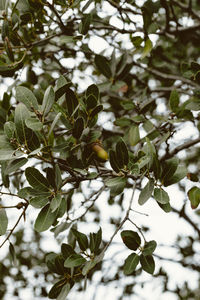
[5, 157, 28, 175]
[169, 90, 179, 112]
[41, 86, 55, 117]
[16, 86, 38, 111]
[0, 208, 8, 235]
[4, 121, 16, 139]
[142, 240, 157, 256]
[34, 204, 56, 232]
[89, 227, 102, 254]
[14, 103, 30, 144]
[187, 186, 200, 209]
[157, 202, 171, 213]
[163, 165, 187, 187]
[72, 117, 84, 139]
[25, 118, 43, 131]
[55, 77, 71, 101]
[50, 194, 62, 212]
[138, 178, 154, 205]
[48, 278, 66, 299]
[55, 165, 62, 190]
[71, 228, 88, 251]
[154, 188, 170, 204]
[105, 176, 126, 188]
[116, 138, 129, 168]
[90, 104, 103, 118]
[85, 94, 98, 110]
[162, 157, 179, 185]
[52, 222, 71, 238]
[129, 125, 140, 146]
[25, 167, 50, 192]
[48, 112, 62, 138]
[109, 150, 120, 173]
[79, 14, 92, 35]
[123, 253, 140, 275]
[61, 243, 75, 259]
[9, 242, 17, 266]
[140, 38, 153, 60]
[86, 84, 99, 100]
[140, 254, 155, 274]
[95, 55, 112, 79]
[65, 88, 79, 116]
[64, 254, 86, 268]
[121, 230, 141, 250]
[82, 259, 97, 276]
[30, 196, 49, 208]
[57, 283, 71, 300]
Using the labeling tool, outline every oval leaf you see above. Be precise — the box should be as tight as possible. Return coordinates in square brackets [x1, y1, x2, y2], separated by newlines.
[16, 86, 38, 111]
[34, 204, 56, 232]
[121, 230, 141, 251]
[142, 240, 157, 256]
[154, 188, 170, 204]
[64, 254, 86, 268]
[25, 167, 50, 192]
[138, 178, 154, 205]
[140, 254, 155, 274]
[124, 253, 140, 275]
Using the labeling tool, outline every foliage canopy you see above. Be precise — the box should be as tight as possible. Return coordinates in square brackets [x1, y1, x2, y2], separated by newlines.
[0, 0, 200, 299]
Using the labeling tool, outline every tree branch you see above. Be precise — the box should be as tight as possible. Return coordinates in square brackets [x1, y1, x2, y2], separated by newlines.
[161, 137, 200, 161]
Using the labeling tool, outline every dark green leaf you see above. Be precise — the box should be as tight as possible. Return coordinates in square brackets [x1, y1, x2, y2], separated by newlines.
[116, 138, 129, 168]
[57, 283, 71, 300]
[71, 228, 88, 251]
[142, 240, 157, 256]
[90, 104, 103, 118]
[163, 165, 187, 187]
[25, 167, 50, 192]
[95, 55, 112, 79]
[72, 117, 84, 139]
[109, 149, 120, 173]
[48, 278, 66, 299]
[61, 243, 76, 259]
[169, 90, 179, 112]
[124, 253, 140, 275]
[140, 254, 155, 274]
[9, 242, 17, 266]
[121, 230, 141, 251]
[86, 84, 99, 99]
[162, 157, 179, 185]
[89, 227, 102, 254]
[86, 94, 98, 110]
[65, 88, 79, 116]
[79, 14, 92, 35]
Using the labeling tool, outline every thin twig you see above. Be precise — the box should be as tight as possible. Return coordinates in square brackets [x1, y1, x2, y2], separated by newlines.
[101, 182, 136, 255]
[0, 205, 28, 248]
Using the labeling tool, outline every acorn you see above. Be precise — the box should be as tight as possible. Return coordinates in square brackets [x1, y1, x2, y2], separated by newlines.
[91, 141, 108, 161]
